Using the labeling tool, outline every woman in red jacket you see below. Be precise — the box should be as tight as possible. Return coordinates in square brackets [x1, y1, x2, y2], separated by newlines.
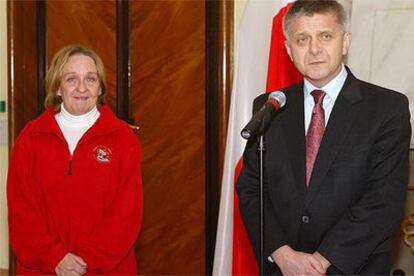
[7, 44, 143, 275]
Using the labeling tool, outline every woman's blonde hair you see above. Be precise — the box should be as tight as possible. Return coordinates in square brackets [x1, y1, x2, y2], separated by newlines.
[44, 44, 107, 110]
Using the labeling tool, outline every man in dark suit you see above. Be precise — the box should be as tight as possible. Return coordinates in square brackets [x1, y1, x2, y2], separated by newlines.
[236, 0, 411, 275]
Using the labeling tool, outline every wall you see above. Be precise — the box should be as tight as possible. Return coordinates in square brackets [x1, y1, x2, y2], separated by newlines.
[0, 0, 8, 270]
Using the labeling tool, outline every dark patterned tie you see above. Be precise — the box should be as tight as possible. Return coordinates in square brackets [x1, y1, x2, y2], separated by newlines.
[306, 90, 326, 186]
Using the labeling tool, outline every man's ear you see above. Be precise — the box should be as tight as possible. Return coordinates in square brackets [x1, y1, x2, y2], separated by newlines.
[57, 89, 62, 96]
[342, 32, 352, 56]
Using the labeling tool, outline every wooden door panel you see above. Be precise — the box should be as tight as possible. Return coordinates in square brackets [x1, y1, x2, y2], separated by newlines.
[47, 0, 117, 111]
[130, 1, 205, 274]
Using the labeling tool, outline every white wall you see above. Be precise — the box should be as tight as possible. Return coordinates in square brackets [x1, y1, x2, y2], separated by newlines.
[0, 0, 9, 270]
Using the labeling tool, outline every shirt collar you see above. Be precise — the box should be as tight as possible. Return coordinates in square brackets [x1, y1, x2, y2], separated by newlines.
[59, 104, 99, 127]
[304, 64, 348, 101]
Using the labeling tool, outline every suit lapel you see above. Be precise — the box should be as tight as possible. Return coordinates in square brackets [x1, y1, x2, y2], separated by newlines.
[281, 83, 307, 195]
[305, 70, 363, 206]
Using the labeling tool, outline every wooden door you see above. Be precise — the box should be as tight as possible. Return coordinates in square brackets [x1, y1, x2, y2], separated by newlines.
[7, 0, 232, 274]
[130, 1, 205, 273]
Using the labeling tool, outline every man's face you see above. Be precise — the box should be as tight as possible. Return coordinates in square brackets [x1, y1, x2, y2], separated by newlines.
[285, 12, 351, 88]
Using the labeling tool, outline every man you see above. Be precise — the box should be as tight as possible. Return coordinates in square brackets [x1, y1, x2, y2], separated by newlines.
[236, 0, 411, 275]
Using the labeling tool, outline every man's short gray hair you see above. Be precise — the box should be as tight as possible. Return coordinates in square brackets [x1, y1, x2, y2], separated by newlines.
[283, 0, 349, 37]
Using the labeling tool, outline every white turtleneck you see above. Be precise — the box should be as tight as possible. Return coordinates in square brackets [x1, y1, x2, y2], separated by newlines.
[55, 104, 100, 155]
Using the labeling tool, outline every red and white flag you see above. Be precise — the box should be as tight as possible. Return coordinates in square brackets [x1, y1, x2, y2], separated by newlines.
[213, 1, 301, 275]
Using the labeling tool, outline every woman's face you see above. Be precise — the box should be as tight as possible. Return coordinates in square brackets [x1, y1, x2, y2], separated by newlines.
[58, 54, 101, 115]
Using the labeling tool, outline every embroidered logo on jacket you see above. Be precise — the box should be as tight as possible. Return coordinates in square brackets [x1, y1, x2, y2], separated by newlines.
[94, 145, 112, 163]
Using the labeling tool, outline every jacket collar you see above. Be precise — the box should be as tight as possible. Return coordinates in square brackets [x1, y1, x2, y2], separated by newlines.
[276, 67, 363, 198]
[31, 105, 123, 139]
[305, 67, 363, 205]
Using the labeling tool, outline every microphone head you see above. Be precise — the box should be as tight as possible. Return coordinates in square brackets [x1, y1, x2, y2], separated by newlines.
[268, 91, 286, 108]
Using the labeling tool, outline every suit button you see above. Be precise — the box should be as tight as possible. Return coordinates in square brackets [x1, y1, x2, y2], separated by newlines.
[302, 215, 310, 223]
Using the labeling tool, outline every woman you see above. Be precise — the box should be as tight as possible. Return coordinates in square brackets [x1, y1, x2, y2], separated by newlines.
[7, 45, 143, 275]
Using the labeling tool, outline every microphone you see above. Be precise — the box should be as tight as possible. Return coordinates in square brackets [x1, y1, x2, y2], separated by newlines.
[241, 91, 286, 140]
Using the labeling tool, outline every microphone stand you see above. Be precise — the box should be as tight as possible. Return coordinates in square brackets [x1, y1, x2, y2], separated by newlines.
[257, 131, 266, 276]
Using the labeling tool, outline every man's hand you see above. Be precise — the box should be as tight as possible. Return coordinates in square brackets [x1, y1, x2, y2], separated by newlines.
[313, 251, 331, 273]
[271, 245, 325, 275]
[55, 253, 87, 276]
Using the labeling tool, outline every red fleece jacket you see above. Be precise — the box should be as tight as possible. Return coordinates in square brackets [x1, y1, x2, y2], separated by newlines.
[7, 105, 143, 274]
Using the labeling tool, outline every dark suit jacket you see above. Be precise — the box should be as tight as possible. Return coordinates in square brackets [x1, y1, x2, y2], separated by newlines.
[236, 68, 411, 275]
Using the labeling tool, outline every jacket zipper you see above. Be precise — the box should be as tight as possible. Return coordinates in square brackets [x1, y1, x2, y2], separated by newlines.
[68, 156, 73, 176]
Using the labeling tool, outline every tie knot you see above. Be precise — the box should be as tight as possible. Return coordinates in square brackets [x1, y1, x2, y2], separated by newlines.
[311, 90, 326, 105]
